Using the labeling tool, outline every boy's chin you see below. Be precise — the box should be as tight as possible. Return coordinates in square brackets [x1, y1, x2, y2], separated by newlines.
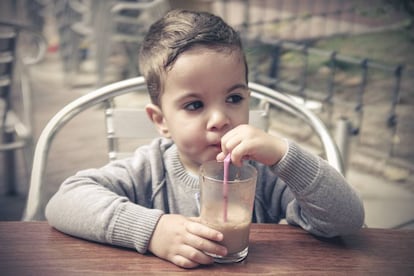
[196, 154, 219, 166]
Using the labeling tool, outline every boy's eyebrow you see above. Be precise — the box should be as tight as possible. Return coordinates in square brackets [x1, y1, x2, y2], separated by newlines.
[178, 84, 249, 99]
[174, 83, 250, 103]
[227, 83, 249, 93]
[174, 92, 201, 105]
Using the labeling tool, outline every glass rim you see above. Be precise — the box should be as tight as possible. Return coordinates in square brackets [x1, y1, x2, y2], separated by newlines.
[199, 160, 257, 183]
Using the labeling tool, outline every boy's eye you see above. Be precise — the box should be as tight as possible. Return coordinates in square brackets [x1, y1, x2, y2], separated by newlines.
[226, 94, 244, 104]
[184, 101, 203, 111]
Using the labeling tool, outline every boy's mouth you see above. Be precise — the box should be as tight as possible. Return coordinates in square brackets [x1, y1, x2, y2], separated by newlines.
[210, 143, 221, 151]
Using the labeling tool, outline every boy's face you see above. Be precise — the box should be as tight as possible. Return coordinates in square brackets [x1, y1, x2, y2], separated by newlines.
[153, 47, 249, 174]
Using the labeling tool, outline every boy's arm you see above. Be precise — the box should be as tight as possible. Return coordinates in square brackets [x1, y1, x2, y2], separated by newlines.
[274, 141, 365, 237]
[45, 154, 164, 254]
[219, 125, 364, 237]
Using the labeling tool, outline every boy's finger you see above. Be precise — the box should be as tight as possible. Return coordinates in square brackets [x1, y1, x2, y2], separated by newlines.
[171, 254, 200, 269]
[216, 152, 226, 161]
[186, 220, 223, 241]
[184, 234, 227, 258]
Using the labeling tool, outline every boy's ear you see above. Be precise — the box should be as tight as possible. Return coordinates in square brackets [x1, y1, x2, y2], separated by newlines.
[145, 104, 171, 138]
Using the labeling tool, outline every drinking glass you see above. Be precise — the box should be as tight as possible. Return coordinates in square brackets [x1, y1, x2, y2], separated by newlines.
[199, 160, 257, 263]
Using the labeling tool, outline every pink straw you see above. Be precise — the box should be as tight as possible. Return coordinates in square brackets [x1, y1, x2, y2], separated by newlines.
[223, 153, 231, 223]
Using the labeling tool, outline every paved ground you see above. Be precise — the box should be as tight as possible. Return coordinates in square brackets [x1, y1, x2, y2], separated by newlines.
[1, 0, 413, 229]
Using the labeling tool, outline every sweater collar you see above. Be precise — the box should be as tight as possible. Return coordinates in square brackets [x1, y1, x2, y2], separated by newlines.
[166, 145, 200, 190]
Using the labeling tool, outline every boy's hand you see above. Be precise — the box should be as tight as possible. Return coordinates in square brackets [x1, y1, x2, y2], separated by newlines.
[148, 214, 227, 268]
[217, 124, 288, 166]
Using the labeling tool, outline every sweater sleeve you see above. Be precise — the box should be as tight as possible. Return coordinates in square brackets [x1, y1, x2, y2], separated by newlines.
[45, 140, 168, 254]
[272, 141, 365, 237]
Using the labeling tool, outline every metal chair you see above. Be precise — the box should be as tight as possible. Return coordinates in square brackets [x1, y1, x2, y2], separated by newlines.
[22, 76, 343, 220]
[0, 21, 47, 195]
[54, 0, 169, 87]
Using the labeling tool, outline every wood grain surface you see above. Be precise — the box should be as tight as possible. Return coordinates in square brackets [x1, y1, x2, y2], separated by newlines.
[1, 222, 413, 275]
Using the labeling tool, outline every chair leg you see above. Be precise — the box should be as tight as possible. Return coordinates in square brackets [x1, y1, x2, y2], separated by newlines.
[2, 131, 17, 196]
[21, 137, 34, 191]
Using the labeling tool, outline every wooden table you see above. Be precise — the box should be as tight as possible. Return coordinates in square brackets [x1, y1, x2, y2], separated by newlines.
[1, 222, 413, 275]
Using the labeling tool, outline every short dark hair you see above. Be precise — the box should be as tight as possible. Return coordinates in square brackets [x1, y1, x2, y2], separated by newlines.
[139, 9, 248, 106]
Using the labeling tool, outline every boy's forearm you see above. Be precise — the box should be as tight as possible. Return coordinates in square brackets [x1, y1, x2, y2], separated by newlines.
[110, 203, 164, 253]
[273, 141, 365, 237]
[46, 174, 164, 254]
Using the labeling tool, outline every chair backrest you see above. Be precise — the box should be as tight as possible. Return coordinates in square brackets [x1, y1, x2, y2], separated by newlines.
[105, 107, 159, 161]
[22, 76, 343, 221]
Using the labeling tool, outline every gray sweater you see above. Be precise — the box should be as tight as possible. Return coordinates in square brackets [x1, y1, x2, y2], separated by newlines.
[46, 137, 364, 254]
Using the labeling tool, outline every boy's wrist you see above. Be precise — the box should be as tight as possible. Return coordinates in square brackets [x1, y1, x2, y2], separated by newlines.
[271, 141, 320, 193]
[270, 138, 289, 167]
[111, 204, 164, 254]
[277, 138, 289, 165]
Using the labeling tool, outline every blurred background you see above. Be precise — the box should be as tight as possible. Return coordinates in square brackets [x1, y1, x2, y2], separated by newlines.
[1, 0, 413, 228]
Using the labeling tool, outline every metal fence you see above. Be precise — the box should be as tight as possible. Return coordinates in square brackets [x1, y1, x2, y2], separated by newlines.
[249, 40, 413, 160]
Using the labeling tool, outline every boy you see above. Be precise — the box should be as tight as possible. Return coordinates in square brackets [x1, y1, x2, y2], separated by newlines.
[46, 9, 365, 268]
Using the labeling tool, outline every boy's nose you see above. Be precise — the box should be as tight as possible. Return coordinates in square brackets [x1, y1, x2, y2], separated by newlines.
[207, 109, 230, 131]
